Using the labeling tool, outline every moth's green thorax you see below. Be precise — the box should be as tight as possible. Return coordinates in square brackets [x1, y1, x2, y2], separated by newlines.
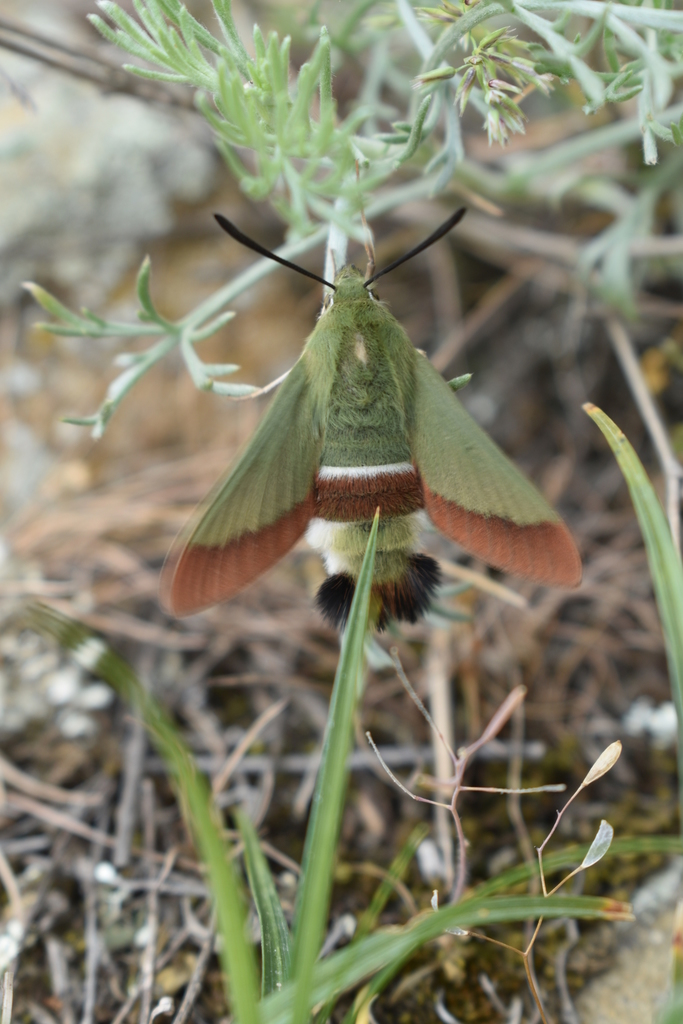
[304, 266, 416, 469]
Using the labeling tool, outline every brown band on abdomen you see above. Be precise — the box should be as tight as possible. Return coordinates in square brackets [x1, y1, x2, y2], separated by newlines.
[316, 468, 424, 521]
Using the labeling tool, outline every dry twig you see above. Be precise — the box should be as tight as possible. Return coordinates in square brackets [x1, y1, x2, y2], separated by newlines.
[169, 927, 215, 1024]
[0, 752, 103, 807]
[0, 15, 193, 110]
[114, 718, 146, 869]
[212, 697, 288, 796]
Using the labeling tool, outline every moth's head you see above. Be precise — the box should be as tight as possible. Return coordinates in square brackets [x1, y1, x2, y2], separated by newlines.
[331, 265, 379, 303]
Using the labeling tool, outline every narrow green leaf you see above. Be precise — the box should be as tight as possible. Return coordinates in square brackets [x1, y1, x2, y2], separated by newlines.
[394, 95, 432, 168]
[318, 27, 333, 122]
[213, 0, 252, 77]
[649, 118, 675, 143]
[355, 823, 429, 941]
[289, 512, 380, 1024]
[136, 257, 174, 329]
[23, 283, 84, 327]
[96, 1, 154, 49]
[210, 381, 259, 396]
[26, 605, 261, 1024]
[235, 808, 291, 997]
[253, 24, 266, 62]
[87, 14, 124, 49]
[474, 834, 683, 899]
[603, 25, 620, 73]
[584, 404, 683, 831]
[62, 414, 99, 427]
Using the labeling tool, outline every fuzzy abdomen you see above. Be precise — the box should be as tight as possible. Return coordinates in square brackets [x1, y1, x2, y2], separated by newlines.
[306, 465, 441, 629]
[306, 509, 421, 582]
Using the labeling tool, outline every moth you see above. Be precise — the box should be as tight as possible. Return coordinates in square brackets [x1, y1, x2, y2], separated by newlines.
[161, 210, 581, 627]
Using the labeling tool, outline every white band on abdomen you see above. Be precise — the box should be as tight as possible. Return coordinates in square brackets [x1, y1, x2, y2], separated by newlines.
[318, 462, 414, 480]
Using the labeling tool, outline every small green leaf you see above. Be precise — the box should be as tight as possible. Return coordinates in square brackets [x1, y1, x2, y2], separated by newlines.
[210, 381, 259, 396]
[23, 283, 83, 327]
[394, 95, 432, 168]
[413, 66, 456, 87]
[447, 373, 473, 392]
[581, 820, 614, 869]
[62, 414, 99, 427]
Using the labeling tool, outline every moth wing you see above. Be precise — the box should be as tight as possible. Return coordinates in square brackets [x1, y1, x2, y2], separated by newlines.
[161, 358, 319, 615]
[411, 355, 581, 587]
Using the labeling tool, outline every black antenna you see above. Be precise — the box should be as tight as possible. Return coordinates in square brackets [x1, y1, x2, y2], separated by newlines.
[364, 208, 466, 288]
[214, 214, 336, 290]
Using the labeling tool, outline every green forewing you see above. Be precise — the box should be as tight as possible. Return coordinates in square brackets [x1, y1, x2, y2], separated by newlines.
[189, 357, 320, 547]
[411, 354, 558, 526]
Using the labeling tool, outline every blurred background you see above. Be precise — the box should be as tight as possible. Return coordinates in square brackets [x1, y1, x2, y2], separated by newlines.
[1, 1, 683, 1021]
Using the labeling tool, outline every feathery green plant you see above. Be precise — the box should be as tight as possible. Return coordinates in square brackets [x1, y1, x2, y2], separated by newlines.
[25, 0, 683, 433]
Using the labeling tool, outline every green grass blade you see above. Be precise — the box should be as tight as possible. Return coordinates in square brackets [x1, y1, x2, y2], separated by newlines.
[658, 987, 683, 1024]
[289, 511, 380, 1024]
[354, 823, 429, 942]
[473, 834, 683, 899]
[265, 892, 632, 1024]
[235, 808, 292, 997]
[584, 404, 683, 832]
[26, 604, 260, 1024]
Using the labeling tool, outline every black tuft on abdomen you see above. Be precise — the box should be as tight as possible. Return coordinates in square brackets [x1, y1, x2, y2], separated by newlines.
[316, 554, 441, 631]
[316, 573, 356, 629]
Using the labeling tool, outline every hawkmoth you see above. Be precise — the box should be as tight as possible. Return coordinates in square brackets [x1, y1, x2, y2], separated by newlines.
[161, 211, 581, 627]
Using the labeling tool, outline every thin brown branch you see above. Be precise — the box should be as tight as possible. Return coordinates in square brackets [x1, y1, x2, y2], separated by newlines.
[431, 269, 533, 374]
[438, 560, 528, 609]
[212, 697, 288, 795]
[169, 927, 215, 1024]
[426, 628, 456, 891]
[114, 717, 146, 868]
[81, 806, 110, 1024]
[0, 847, 24, 926]
[138, 785, 177, 1024]
[0, 16, 194, 110]
[4, 793, 199, 870]
[523, 949, 549, 1024]
[0, 751, 103, 808]
[555, 918, 581, 1024]
[506, 699, 539, 893]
